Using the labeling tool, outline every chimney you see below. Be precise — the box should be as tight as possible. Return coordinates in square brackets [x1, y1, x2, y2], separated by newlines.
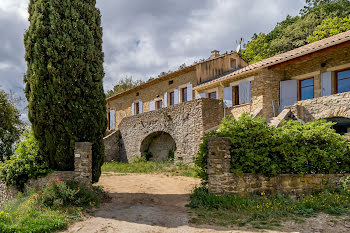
[210, 50, 220, 59]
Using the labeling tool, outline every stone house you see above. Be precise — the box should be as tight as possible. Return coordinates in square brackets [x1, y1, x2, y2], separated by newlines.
[105, 30, 350, 164]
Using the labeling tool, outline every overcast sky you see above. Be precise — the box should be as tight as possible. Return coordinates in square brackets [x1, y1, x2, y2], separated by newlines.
[0, 0, 305, 118]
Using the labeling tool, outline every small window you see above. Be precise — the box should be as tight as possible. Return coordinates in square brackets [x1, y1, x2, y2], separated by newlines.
[135, 102, 140, 114]
[156, 100, 162, 109]
[337, 69, 350, 94]
[169, 91, 175, 105]
[299, 78, 314, 101]
[230, 58, 237, 69]
[181, 87, 188, 103]
[136, 92, 139, 96]
[233, 86, 239, 105]
[208, 92, 217, 99]
[169, 80, 174, 85]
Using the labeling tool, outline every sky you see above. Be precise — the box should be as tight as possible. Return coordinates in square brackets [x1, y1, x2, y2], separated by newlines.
[0, 0, 305, 119]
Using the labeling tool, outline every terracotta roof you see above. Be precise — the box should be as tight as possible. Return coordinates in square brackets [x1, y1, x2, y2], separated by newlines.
[106, 51, 239, 101]
[194, 30, 350, 90]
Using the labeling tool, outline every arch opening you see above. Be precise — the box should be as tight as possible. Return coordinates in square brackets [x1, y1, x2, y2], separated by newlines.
[140, 131, 176, 162]
[325, 117, 350, 135]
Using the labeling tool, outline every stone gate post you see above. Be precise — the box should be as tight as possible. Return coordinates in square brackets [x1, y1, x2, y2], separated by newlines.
[207, 137, 231, 194]
[74, 142, 93, 185]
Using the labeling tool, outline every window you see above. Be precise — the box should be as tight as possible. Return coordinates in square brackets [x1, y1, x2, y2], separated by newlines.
[230, 58, 237, 69]
[169, 80, 174, 85]
[337, 69, 350, 93]
[233, 86, 239, 105]
[208, 92, 216, 99]
[156, 100, 162, 109]
[135, 102, 140, 114]
[169, 91, 175, 105]
[299, 78, 314, 100]
[181, 87, 188, 102]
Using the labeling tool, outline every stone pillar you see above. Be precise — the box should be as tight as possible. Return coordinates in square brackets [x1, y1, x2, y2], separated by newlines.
[74, 142, 93, 185]
[207, 137, 231, 194]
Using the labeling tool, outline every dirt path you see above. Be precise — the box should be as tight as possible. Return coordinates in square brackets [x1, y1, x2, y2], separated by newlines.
[64, 174, 349, 233]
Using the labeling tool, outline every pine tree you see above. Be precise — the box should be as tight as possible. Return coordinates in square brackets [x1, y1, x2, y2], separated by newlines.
[24, 0, 107, 183]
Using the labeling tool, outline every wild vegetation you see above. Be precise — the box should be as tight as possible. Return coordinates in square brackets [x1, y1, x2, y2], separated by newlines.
[195, 114, 350, 183]
[24, 0, 107, 183]
[0, 129, 50, 191]
[188, 185, 350, 229]
[0, 179, 104, 233]
[240, 0, 350, 63]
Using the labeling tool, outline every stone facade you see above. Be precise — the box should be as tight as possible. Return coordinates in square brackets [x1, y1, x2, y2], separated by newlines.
[208, 137, 350, 195]
[0, 142, 92, 206]
[109, 98, 224, 164]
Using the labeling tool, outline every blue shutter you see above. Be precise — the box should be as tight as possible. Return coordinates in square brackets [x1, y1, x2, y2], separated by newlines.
[223, 86, 233, 107]
[132, 103, 135, 116]
[239, 81, 251, 104]
[280, 80, 297, 111]
[110, 110, 116, 130]
[174, 89, 179, 104]
[187, 84, 193, 101]
[139, 100, 143, 113]
[321, 72, 332, 97]
[149, 101, 156, 111]
[163, 92, 168, 107]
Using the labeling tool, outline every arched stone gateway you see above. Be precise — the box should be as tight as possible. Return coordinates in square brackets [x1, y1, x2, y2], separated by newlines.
[103, 99, 224, 165]
[140, 131, 176, 162]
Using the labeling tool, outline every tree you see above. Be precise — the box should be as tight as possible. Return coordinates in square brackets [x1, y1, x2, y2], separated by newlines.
[0, 88, 24, 161]
[24, 0, 107, 183]
[307, 15, 350, 43]
[106, 76, 144, 98]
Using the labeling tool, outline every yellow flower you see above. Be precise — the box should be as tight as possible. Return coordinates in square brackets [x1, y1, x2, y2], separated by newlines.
[261, 191, 265, 196]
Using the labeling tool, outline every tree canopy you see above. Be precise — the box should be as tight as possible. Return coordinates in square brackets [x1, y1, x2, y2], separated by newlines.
[24, 0, 107, 183]
[241, 0, 350, 64]
[0, 88, 23, 161]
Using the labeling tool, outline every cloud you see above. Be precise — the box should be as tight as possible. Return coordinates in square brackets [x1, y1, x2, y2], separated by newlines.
[0, 0, 306, 119]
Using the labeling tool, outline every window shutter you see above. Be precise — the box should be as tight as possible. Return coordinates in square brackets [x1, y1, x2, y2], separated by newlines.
[132, 103, 135, 116]
[197, 93, 206, 99]
[149, 101, 156, 111]
[223, 86, 233, 107]
[139, 100, 143, 113]
[163, 92, 168, 107]
[280, 80, 297, 112]
[239, 81, 251, 104]
[321, 72, 332, 97]
[187, 84, 193, 101]
[174, 89, 179, 104]
[109, 110, 116, 130]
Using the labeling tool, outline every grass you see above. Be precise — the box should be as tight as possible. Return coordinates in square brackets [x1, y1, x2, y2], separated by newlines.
[187, 186, 350, 229]
[102, 161, 198, 177]
[0, 180, 104, 233]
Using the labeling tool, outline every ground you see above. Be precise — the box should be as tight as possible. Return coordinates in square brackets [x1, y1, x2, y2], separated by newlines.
[64, 173, 350, 233]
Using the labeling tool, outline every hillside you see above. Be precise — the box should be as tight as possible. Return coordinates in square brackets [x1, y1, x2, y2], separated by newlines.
[240, 0, 350, 64]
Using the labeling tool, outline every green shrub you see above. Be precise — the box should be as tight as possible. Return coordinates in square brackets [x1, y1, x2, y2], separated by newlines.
[130, 155, 147, 164]
[0, 129, 50, 190]
[194, 114, 350, 182]
[34, 178, 103, 209]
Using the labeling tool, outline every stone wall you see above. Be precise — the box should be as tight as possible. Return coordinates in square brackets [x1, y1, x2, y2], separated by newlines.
[208, 137, 349, 195]
[116, 98, 224, 165]
[289, 92, 350, 122]
[0, 142, 92, 206]
[104, 130, 122, 162]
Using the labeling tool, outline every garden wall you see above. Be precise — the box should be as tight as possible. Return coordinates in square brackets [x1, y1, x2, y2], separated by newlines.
[208, 137, 349, 195]
[0, 142, 92, 206]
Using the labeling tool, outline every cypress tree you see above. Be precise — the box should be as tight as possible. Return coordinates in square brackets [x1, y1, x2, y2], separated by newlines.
[24, 0, 107, 183]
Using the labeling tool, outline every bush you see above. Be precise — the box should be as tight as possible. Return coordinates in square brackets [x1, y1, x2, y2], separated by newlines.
[130, 155, 147, 163]
[194, 114, 350, 182]
[0, 129, 50, 190]
[34, 178, 103, 209]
